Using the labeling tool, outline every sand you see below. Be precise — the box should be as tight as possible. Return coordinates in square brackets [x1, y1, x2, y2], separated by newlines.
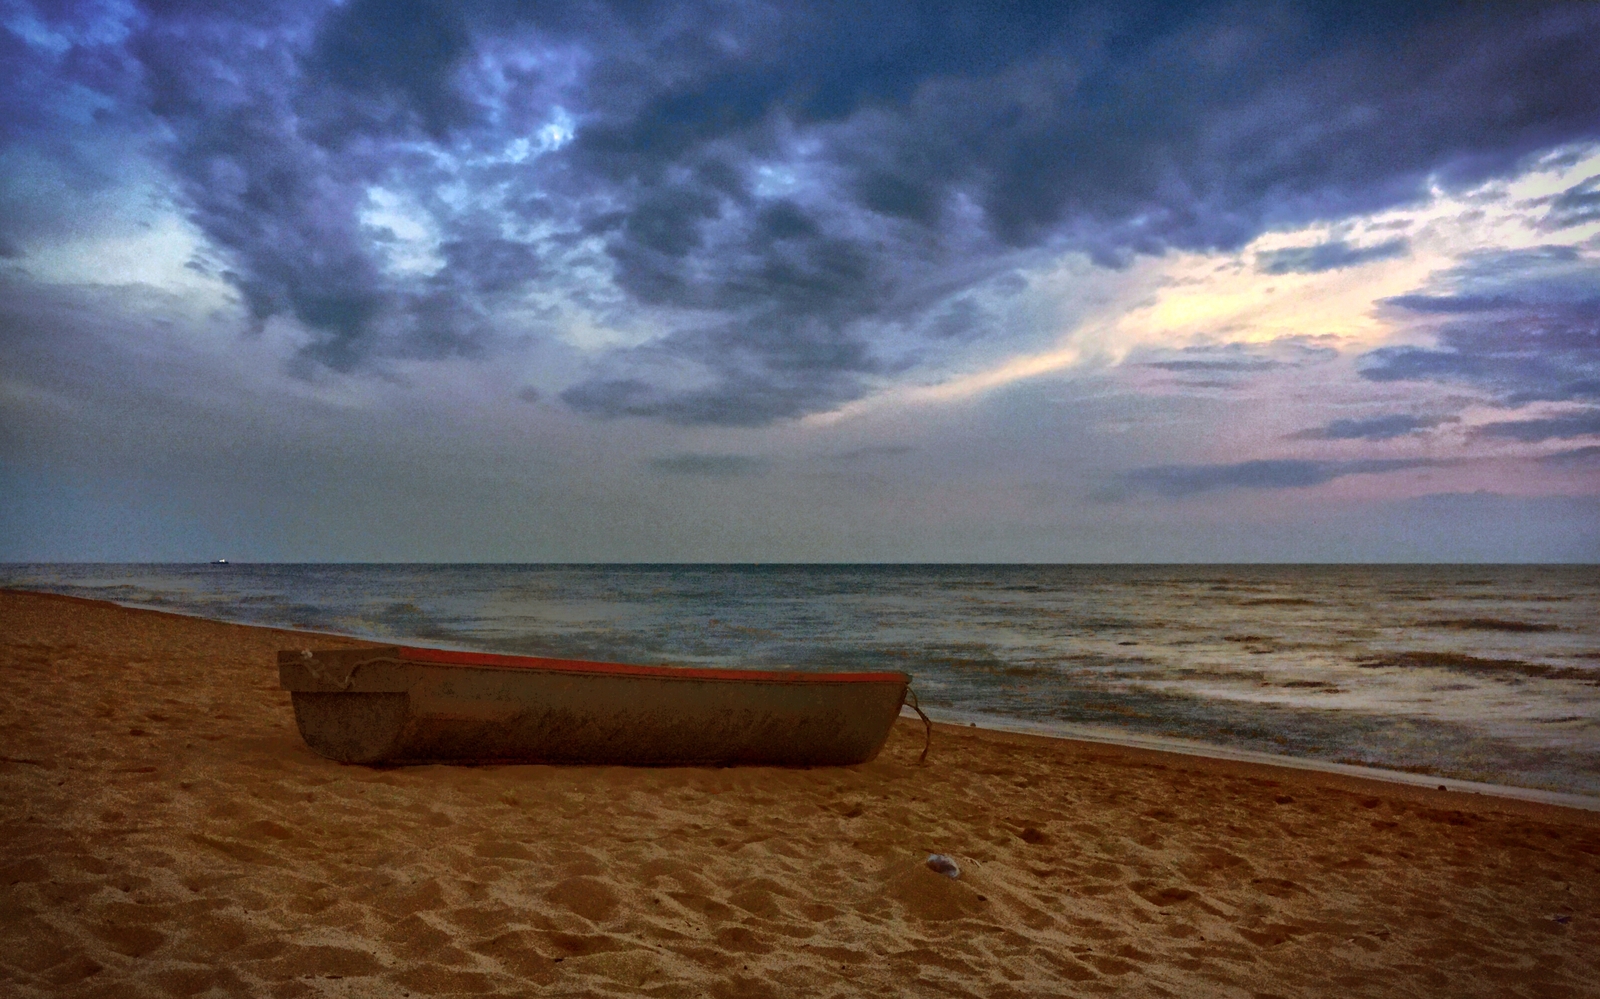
[3, 588, 1598, 999]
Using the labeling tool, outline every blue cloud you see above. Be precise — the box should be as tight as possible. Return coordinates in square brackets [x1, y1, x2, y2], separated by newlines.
[648, 453, 769, 477]
[1476, 408, 1600, 442]
[1540, 445, 1600, 465]
[1541, 174, 1600, 231]
[831, 444, 914, 461]
[1360, 246, 1600, 404]
[1115, 458, 1438, 498]
[1256, 237, 1410, 275]
[1142, 357, 1280, 374]
[6, 1, 1600, 422]
[1291, 414, 1451, 440]
[1132, 340, 1338, 387]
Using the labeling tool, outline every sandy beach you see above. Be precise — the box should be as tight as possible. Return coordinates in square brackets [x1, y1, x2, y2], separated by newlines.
[3, 588, 1598, 998]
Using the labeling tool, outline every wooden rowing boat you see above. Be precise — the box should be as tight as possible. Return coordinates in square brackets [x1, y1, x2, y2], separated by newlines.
[279, 645, 913, 766]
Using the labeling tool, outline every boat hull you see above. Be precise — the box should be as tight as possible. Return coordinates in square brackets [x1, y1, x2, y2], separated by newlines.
[279, 647, 910, 766]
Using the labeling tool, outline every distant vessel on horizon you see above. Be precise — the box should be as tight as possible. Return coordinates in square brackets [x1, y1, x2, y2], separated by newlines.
[210, 559, 229, 565]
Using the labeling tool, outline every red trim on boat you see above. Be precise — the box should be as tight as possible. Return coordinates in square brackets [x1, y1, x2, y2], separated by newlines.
[396, 646, 908, 684]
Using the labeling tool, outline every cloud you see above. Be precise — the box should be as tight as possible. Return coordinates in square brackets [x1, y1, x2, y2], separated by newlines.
[1475, 408, 1600, 442]
[1540, 444, 1600, 465]
[301, 0, 479, 140]
[1142, 356, 1280, 374]
[9, 1, 1600, 422]
[1292, 413, 1452, 440]
[1379, 245, 1592, 314]
[831, 444, 914, 461]
[1115, 457, 1438, 498]
[647, 453, 769, 477]
[1360, 245, 1600, 404]
[1255, 237, 1410, 275]
[1128, 339, 1339, 390]
[1540, 173, 1600, 230]
[560, 312, 884, 425]
[120, 0, 548, 371]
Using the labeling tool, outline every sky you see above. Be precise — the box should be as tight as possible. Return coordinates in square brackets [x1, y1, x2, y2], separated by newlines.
[1, 0, 1598, 562]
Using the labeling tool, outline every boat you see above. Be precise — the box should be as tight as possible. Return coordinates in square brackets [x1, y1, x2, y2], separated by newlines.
[279, 645, 919, 766]
[211, 559, 229, 565]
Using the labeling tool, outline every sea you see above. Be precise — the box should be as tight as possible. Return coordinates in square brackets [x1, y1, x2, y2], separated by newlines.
[3, 563, 1596, 797]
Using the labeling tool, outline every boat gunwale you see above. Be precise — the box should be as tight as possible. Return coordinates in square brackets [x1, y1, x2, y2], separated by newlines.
[394, 646, 910, 685]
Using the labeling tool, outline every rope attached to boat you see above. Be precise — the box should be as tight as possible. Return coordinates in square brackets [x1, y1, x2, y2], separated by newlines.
[299, 650, 406, 691]
[903, 686, 932, 765]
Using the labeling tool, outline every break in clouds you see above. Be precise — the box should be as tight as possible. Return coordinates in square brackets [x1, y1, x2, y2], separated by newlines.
[4, 0, 1600, 428]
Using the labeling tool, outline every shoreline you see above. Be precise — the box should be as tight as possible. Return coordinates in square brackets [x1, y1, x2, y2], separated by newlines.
[918, 717, 1600, 829]
[4, 585, 1599, 996]
[8, 585, 1596, 816]
[918, 710, 1600, 815]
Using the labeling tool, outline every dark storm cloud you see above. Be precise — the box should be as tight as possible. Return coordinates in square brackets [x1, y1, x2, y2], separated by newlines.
[1256, 237, 1410, 275]
[301, 0, 479, 140]
[1475, 408, 1600, 442]
[0, 3, 150, 251]
[1115, 458, 1439, 499]
[1291, 413, 1452, 440]
[561, 309, 885, 425]
[1360, 246, 1600, 405]
[8, 0, 1600, 418]
[119, 0, 523, 368]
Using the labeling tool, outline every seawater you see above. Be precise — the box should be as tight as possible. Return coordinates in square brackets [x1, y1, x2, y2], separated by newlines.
[4, 563, 1596, 796]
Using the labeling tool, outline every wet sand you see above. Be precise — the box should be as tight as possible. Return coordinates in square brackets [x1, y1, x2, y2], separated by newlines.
[3, 588, 1598, 998]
